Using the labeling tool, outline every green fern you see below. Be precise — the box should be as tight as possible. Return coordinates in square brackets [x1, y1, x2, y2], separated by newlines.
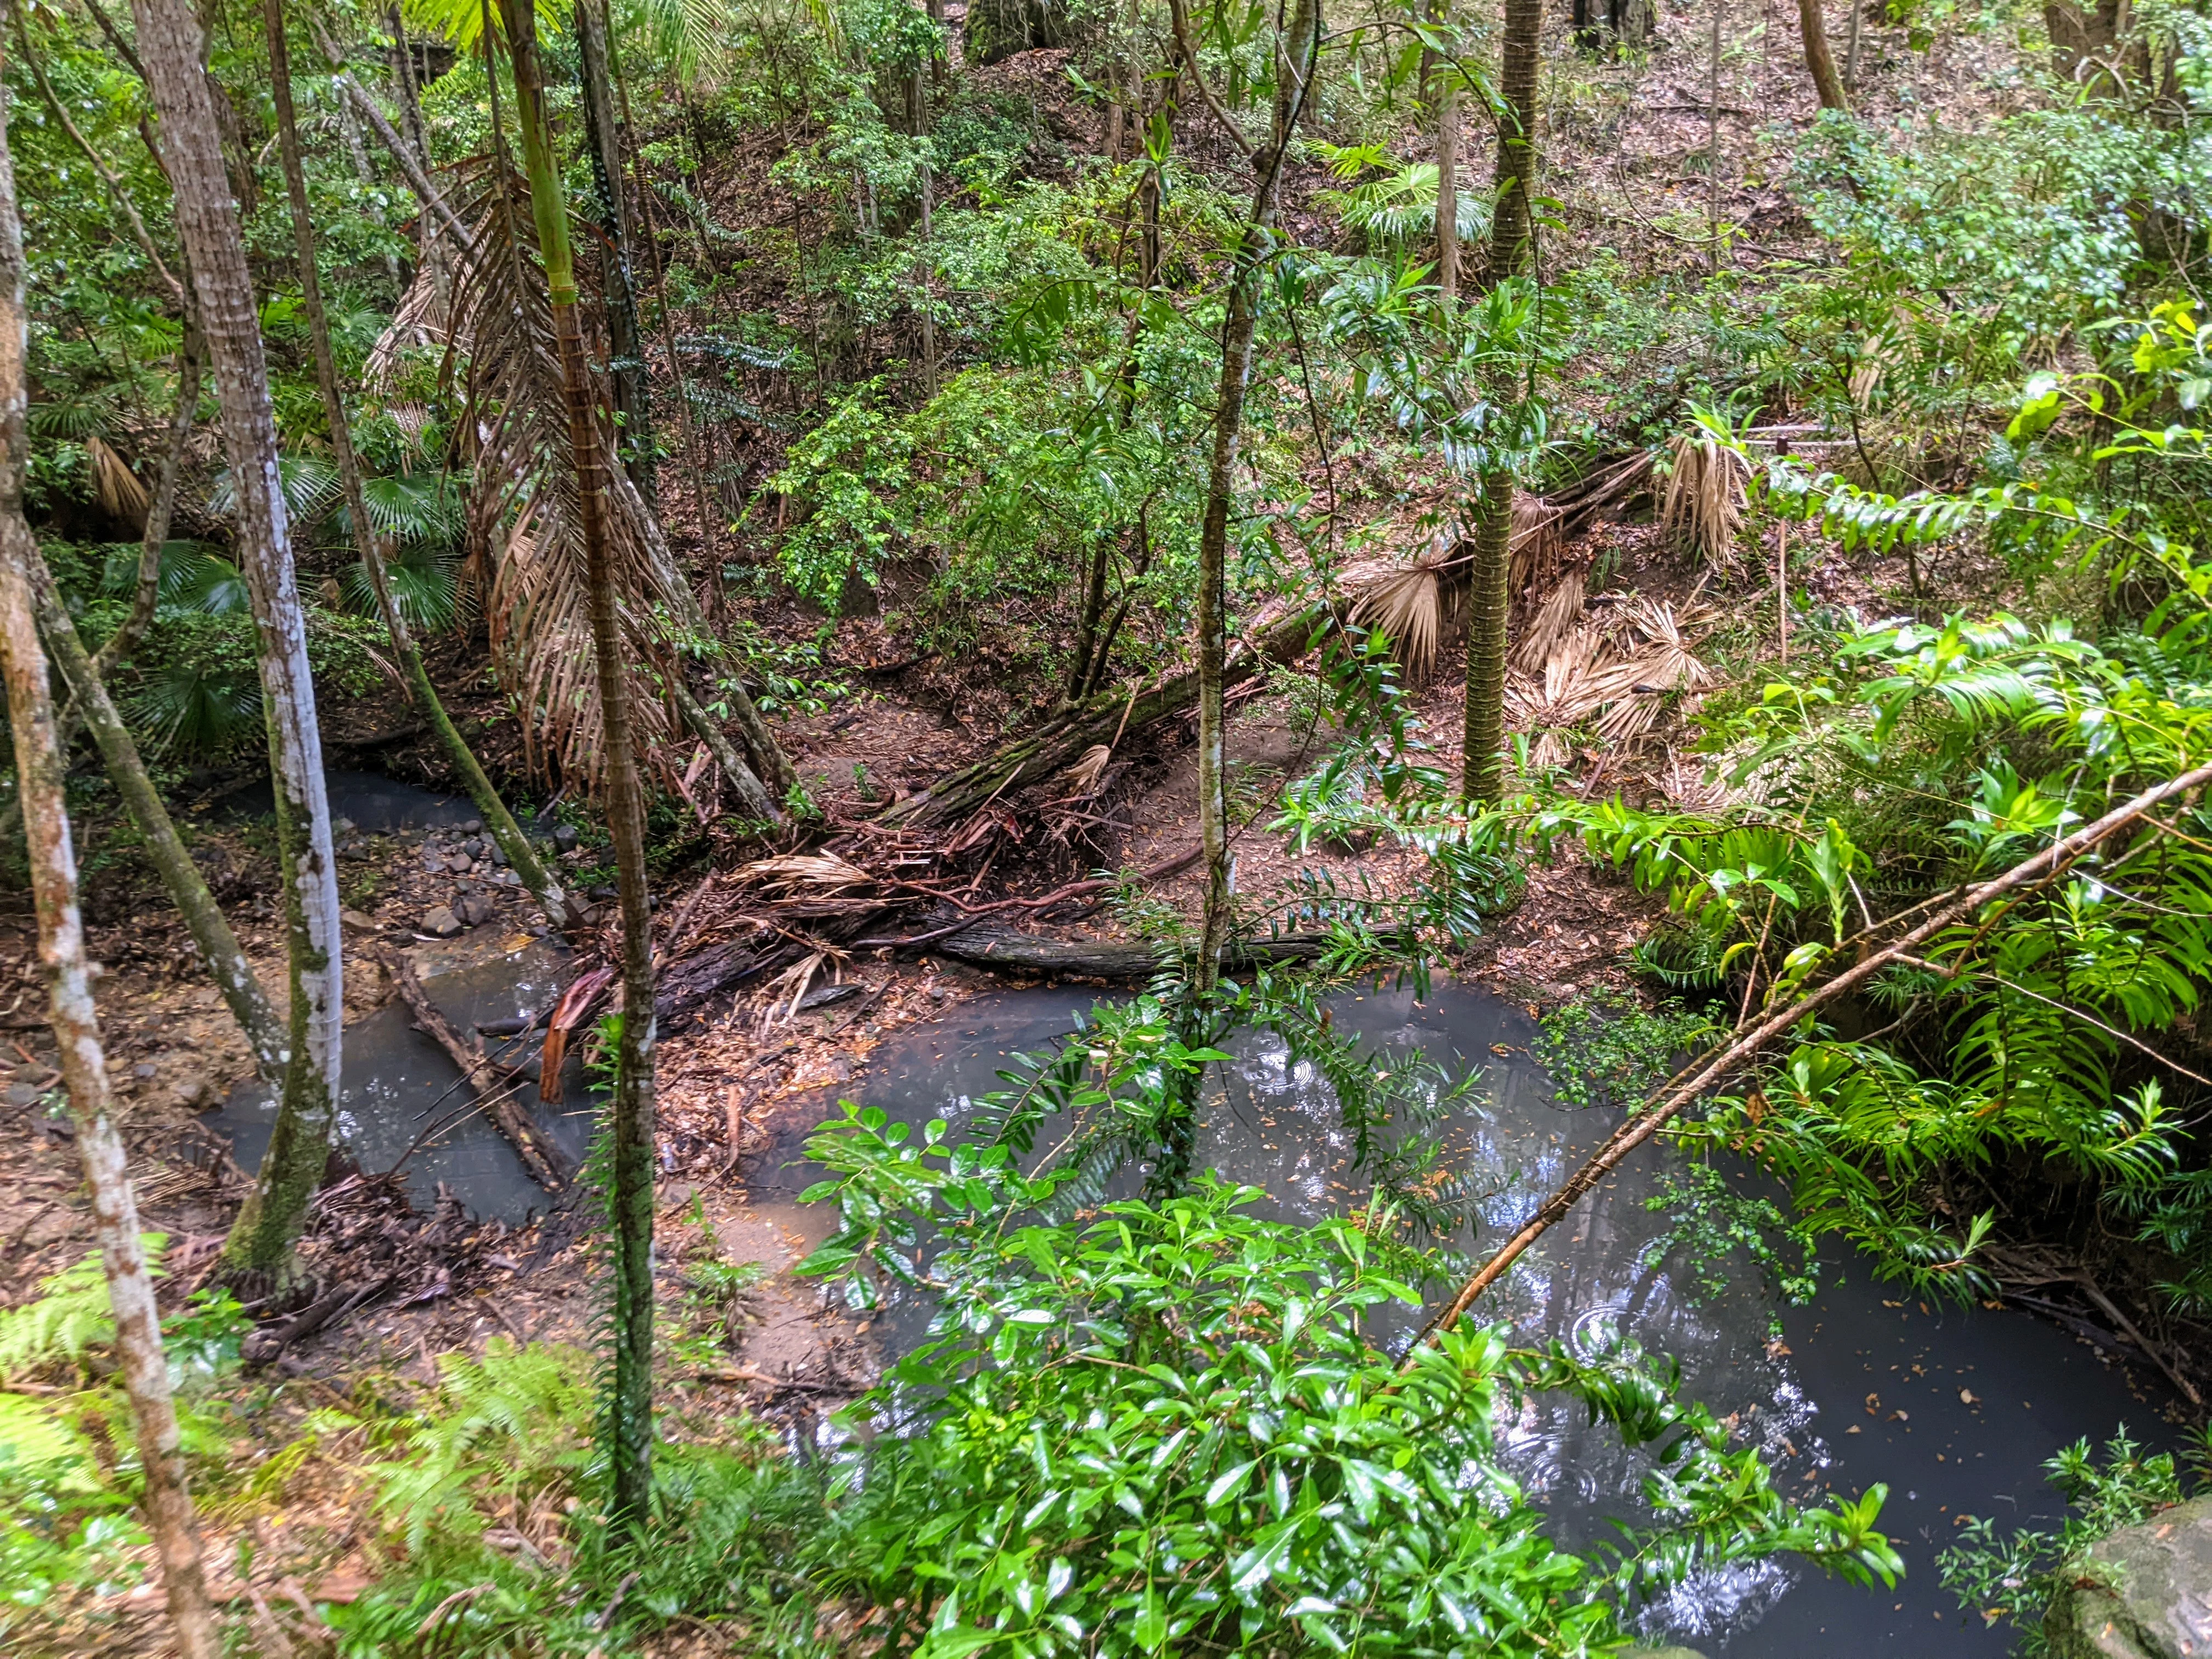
[0, 1238, 167, 1383]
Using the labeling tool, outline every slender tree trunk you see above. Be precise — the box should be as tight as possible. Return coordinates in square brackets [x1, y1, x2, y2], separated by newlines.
[575, 0, 654, 509]
[1193, 0, 1321, 981]
[0, 67, 219, 1659]
[1844, 0, 1862, 89]
[33, 562, 284, 1074]
[265, 0, 569, 933]
[331, 71, 404, 288]
[1488, 0, 1541, 280]
[1797, 0, 1849, 109]
[1434, 25, 1459, 308]
[136, 0, 344, 1291]
[100, 328, 201, 677]
[501, 0, 657, 1536]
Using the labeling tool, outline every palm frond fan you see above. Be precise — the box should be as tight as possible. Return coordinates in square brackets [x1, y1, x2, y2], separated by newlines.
[1342, 537, 1455, 681]
[1659, 433, 1748, 566]
[85, 435, 151, 525]
[1511, 568, 1586, 674]
[1507, 494, 1563, 595]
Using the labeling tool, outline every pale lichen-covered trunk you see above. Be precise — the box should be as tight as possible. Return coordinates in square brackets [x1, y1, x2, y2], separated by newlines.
[501, 0, 659, 1532]
[31, 558, 285, 1074]
[1434, 10, 1459, 309]
[0, 69, 220, 1659]
[134, 0, 343, 1286]
[263, 0, 571, 933]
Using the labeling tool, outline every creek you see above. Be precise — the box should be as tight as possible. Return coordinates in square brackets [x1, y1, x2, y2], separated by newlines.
[204, 774, 2179, 1652]
[744, 980, 2183, 1656]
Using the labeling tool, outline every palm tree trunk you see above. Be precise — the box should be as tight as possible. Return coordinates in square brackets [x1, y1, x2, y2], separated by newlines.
[0, 77, 219, 1659]
[31, 558, 285, 1075]
[1461, 0, 1542, 803]
[264, 0, 571, 933]
[1488, 0, 1541, 280]
[575, 0, 654, 509]
[135, 0, 344, 1291]
[501, 0, 657, 1536]
[1435, 25, 1459, 308]
[1797, 0, 1849, 110]
[1460, 475, 1511, 802]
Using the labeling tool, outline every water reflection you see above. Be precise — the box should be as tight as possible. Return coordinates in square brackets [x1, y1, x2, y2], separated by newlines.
[759, 978, 2180, 1656]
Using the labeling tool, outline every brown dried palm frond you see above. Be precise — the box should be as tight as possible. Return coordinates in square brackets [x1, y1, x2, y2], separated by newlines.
[1344, 540, 1453, 681]
[1060, 743, 1113, 795]
[86, 434, 150, 524]
[433, 161, 685, 795]
[1587, 597, 1720, 745]
[1511, 568, 1587, 673]
[1507, 494, 1564, 595]
[740, 852, 874, 893]
[1660, 434, 1748, 566]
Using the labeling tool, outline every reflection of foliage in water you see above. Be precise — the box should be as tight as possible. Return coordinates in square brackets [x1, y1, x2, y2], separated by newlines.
[1533, 987, 1714, 1111]
[1940, 1427, 2212, 1650]
[1644, 1163, 1819, 1320]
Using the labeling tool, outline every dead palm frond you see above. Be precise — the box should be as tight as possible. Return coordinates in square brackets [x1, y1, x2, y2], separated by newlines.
[1507, 494, 1564, 595]
[1586, 598, 1720, 745]
[86, 434, 150, 524]
[1060, 743, 1113, 795]
[1660, 434, 1748, 566]
[429, 160, 685, 794]
[740, 852, 874, 893]
[1511, 568, 1587, 673]
[1344, 539, 1453, 681]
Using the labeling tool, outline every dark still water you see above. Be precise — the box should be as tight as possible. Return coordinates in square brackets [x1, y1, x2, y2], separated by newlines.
[748, 980, 2180, 1656]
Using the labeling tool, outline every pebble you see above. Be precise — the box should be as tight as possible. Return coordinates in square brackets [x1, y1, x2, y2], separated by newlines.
[447, 854, 474, 875]
[422, 906, 463, 938]
[461, 819, 483, 835]
[5, 1082, 42, 1108]
[456, 893, 496, 927]
[552, 824, 580, 853]
[132, 1062, 159, 1081]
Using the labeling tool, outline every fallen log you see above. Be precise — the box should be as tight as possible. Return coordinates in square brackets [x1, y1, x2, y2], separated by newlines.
[386, 951, 570, 1189]
[914, 916, 1364, 980]
[241, 1272, 394, 1367]
[882, 606, 1327, 830]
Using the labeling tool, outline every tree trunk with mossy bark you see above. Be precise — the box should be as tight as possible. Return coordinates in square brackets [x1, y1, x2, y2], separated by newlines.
[31, 556, 284, 1074]
[136, 0, 344, 1292]
[264, 0, 571, 933]
[502, 0, 658, 1537]
[0, 70, 221, 1659]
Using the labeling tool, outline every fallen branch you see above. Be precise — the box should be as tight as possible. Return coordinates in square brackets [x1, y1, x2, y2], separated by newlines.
[883, 607, 1324, 830]
[386, 951, 569, 1189]
[1414, 761, 2212, 1352]
[241, 1273, 395, 1367]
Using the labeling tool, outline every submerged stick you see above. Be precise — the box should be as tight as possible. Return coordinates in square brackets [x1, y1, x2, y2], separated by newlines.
[1414, 761, 2212, 1352]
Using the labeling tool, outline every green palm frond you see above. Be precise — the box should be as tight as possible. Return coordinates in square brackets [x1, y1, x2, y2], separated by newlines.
[160, 547, 253, 614]
[351, 471, 469, 547]
[27, 385, 120, 440]
[207, 454, 341, 524]
[1319, 162, 1489, 248]
[399, 0, 562, 53]
[128, 660, 264, 756]
[344, 542, 466, 634]
[620, 0, 736, 76]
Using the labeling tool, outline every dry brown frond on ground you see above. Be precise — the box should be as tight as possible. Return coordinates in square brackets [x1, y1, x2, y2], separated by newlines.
[1659, 433, 1749, 566]
[1344, 537, 1455, 681]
